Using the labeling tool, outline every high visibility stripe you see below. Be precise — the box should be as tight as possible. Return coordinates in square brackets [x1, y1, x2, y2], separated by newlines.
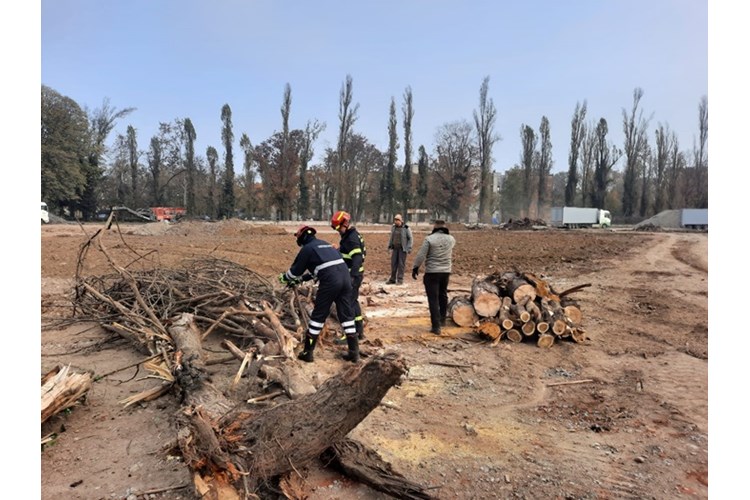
[342, 248, 363, 259]
[344, 327, 356, 335]
[309, 326, 322, 335]
[341, 320, 356, 328]
[314, 258, 345, 275]
[355, 315, 363, 321]
[309, 320, 325, 328]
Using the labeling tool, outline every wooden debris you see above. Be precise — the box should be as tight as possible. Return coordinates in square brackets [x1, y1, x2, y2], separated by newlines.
[41, 365, 93, 423]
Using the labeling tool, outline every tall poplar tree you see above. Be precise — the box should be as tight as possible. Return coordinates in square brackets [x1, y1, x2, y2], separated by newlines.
[565, 101, 587, 205]
[401, 86, 414, 217]
[183, 119, 197, 215]
[537, 116, 553, 217]
[219, 104, 235, 218]
[473, 76, 498, 223]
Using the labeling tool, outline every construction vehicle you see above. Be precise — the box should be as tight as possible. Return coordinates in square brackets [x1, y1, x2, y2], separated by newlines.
[150, 207, 186, 222]
[550, 207, 611, 228]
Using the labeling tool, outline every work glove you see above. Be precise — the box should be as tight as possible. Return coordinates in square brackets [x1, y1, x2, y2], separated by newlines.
[279, 273, 300, 287]
[411, 267, 419, 280]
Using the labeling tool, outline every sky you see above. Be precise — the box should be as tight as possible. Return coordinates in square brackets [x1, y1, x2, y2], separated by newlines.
[38, 0, 708, 174]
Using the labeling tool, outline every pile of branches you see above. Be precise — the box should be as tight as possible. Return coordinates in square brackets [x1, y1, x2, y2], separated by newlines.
[448, 271, 590, 348]
[496, 217, 547, 230]
[74, 256, 301, 355]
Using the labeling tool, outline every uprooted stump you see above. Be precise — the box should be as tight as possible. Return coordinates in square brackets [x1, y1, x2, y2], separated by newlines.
[177, 350, 411, 496]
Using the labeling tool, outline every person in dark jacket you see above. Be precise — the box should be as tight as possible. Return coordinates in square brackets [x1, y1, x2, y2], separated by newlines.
[386, 213, 413, 285]
[279, 225, 358, 363]
[331, 210, 367, 345]
[411, 220, 456, 335]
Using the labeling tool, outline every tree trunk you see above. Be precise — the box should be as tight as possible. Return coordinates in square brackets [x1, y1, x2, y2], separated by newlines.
[475, 318, 502, 340]
[448, 296, 478, 327]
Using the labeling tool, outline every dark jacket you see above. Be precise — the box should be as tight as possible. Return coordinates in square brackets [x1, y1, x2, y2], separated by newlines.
[285, 235, 348, 281]
[338, 227, 366, 278]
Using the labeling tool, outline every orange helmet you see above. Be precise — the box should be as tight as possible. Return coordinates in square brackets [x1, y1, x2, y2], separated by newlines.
[330, 210, 351, 231]
[294, 225, 316, 246]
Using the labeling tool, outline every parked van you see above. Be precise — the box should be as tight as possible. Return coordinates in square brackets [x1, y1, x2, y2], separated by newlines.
[41, 202, 49, 224]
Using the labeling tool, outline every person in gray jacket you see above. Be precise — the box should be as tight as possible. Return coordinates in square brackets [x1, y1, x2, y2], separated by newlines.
[386, 214, 413, 284]
[411, 219, 456, 335]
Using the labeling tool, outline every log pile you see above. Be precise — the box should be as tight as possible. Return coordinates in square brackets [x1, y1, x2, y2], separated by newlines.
[451, 271, 590, 348]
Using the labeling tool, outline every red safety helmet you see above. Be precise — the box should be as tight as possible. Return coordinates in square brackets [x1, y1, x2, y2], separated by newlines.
[330, 210, 351, 231]
[294, 225, 317, 246]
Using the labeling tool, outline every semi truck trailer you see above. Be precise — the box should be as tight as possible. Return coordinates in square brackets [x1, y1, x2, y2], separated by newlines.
[550, 207, 611, 228]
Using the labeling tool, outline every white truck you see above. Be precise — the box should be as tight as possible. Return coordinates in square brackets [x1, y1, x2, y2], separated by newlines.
[680, 208, 707, 230]
[550, 207, 612, 228]
[41, 201, 49, 224]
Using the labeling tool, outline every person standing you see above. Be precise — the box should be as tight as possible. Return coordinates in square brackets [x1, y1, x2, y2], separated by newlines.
[279, 225, 359, 363]
[386, 214, 413, 284]
[411, 220, 455, 335]
[330, 210, 367, 345]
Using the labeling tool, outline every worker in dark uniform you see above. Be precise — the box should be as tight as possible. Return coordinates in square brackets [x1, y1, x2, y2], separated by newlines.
[330, 210, 367, 345]
[279, 225, 358, 363]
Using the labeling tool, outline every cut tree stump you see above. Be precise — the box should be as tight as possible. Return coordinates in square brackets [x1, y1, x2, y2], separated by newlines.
[471, 277, 502, 318]
[448, 296, 478, 327]
[537, 334, 555, 348]
[505, 328, 522, 343]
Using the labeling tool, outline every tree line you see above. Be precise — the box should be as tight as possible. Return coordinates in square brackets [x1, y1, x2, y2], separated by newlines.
[41, 79, 707, 224]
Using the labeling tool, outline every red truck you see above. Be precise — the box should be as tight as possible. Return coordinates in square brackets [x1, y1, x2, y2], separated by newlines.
[150, 207, 186, 221]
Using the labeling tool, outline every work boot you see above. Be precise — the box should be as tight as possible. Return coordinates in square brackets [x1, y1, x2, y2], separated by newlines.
[385, 279, 396, 285]
[356, 320, 365, 340]
[342, 335, 360, 363]
[297, 333, 318, 363]
[430, 326, 441, 335]
[440, 317, 447, 326]
[333, 334, 347, 345]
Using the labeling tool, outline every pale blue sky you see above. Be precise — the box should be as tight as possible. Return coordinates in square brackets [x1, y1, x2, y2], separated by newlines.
[40, 0, 707, 173]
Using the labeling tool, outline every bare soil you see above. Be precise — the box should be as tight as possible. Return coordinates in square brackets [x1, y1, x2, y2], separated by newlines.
[40, 219, 708, 499]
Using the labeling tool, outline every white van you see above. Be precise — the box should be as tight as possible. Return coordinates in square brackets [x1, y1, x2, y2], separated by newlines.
[41, 202, 49, 224]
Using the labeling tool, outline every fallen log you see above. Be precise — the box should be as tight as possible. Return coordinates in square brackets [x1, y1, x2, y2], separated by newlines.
[448, 296, 478, 327]
[498, 296, 514, 330]
[507, 277, 537, 304]
[537, 334, 555, 348]
[505, 328, 522, 343]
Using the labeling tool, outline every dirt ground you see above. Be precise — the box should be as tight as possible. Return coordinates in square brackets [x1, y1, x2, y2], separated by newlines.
[40, 219, 708, 499]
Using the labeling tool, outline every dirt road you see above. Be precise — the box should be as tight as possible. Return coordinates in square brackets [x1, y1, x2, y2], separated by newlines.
[40, 221, 708, 499]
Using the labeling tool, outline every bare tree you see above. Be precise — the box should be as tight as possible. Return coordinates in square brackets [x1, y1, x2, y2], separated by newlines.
[84, 98, 135, 219]
[652, 124, 670, 214]
[401, 86, 414, 218]
[638, 144, 652, 217]
[430, 120, 478, 222]
[666, 132, 685, 209]
[473, 76, 499, 223]
[621, 88, 651, 216]
[206, 146, 218, 218]
[298, 119, 325, 220]
[591, 118, 622, 209]
[565, 101, 587, 205]
[381, 97, 398, 221]
[334, 75, 359, 214]
[686, 96, 708, 208]
[579, 123, 596, 207]
[183, 119, 197, 215]
[519, 125, 537, 217]
[416, 145, 429, 209]
[537, 116, 553, 218]
[219, 104, 235, 219]
[239, 133, 255, 219]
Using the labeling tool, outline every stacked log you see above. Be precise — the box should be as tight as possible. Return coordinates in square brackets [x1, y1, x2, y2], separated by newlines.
[458, 271, 590, 348]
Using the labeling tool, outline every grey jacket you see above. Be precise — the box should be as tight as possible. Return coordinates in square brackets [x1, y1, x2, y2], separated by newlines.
[412, 228, 455, 273]
[388, 224, 413, 253]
